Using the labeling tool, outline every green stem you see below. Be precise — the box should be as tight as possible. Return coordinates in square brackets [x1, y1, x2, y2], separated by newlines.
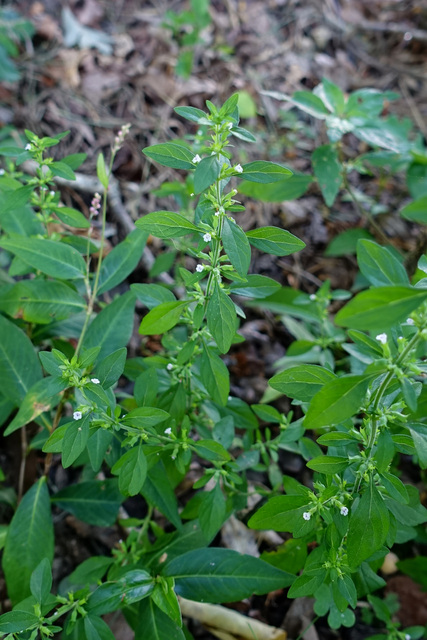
[137, 503, 154, 544]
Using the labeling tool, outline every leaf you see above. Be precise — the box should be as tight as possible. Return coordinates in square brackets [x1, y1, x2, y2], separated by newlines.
[0, 236, 86, 279]
[206, 283, 237, 353]
[134, 598, 186, 640]
[143, 143, 195, 170]
[0, 314, 42, 405]
[407, 423, 427, 469]
[248, 495, 311, 533]
[306, 456, 349, 474]
[68, 556, 113, 586]
[2, 478, 54, 605]
[4, 376, 64, 436]
[139, 301, 189, 335]
[62, 414, 91, 468]
[142, 462, 182, 530]
[193, 155, 222, 194]
[304, 375, 372, 428]
[280, 90, 330, 118]
[97, 229, 148, 295]
[82, 291, 136, 362]
[61, 7, 113, 54]
[335, 286, 427, 331]
[0, 279, 86, 324]
[325, 228, 373, 257]
[198, 483, 227, 540]
[0, 185, 33, 215]
[347, 483, 390, 568]
[241, 161, 292, 183]
[30, 558, 52, 605]
[312, 144, 342, 207]
[315, 78, 345, 115]
[401, 197, 427, 224]
[222, 217, 251, 277]
[0, 611, 39, 634]
[163, 548, 294, 602]
[111, 446, 147, 496]
[51, 206, 90, 228]
[51, 479, 123, 526]
[246, 227, 305, 256]
[131, 283, 176, 309]
[229, 274, 281, 298]
[270, 365, 336, 402]
[239, 174, 313, 202]
[50, 161, 76, 180]
[136, 211, 199, 238]
[357, 240, 408, 287]
[200, 342, 229, 406]
[87, 570, 154, 615]
[84, 615, 116, 640]
[174, 106, 207, 123]
[94, 348, 127, 389]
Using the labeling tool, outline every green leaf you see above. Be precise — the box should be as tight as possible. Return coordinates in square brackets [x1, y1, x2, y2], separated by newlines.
[96, 153, 108, 188]
[304, 375, 372, 428]
[316, 78, 345, 114]
[84, 615, 116, 640]
[4, 376, 64, 436]
[357, 240, 408, 287]
[335, 286, 427, 331]
[88, 570, 154, 615]
[163, 548, 294, 602]
[0, 185, 33, 215]
[198, 483, 227, 540]
[312, 144, 342, 207]
[200, 342, 229, 406]
[139, 300, 189, 335]
[222, 218, 251, 277]
[248, 495, 311, 533]
[136, 211, 199, 238]
[0, 611, 39, 634]
[206, 283, 237, 353]
[0, 236, 86, 279]
[288, 571, 325, 598]
[131, 283, 176, 309]
[95, 348, 127, 389]
[325, 228, 373, 257]
[134, 598, 186, 640]
[121, 407, 169, 429]
[289, 91, 331, 118]
[0, 314, 42, 405]
[97, 229, 148, 295]
[229, 274, 281, 298]
[192, 440, 231, 462]
[270, 365, 336, 402]
[151, 579, 182, 627]
[347, 482, 389, 568]
[246, 227, 305, 256]
[68, 556, 113, 586]
[51, 161, 76, 180]
[142, 462, 182, 530]
[193, 155, 222, 194]
[239, 174, 313, 202]
[62, 414, 91, 468]
[30, 558, 52, 605]
[143, 143, 195, 170]
[82, 290, 136, 362]
[111, 446, 147, 496]
[407, 423, 427, 469]
[0, 279, 85, 324]
[2, 478, 54, 605]
[174, 106, 207, 123]
[306, 456, 349, 474]
[241, 161, 292, 183]
[51, 479, 123, 526]
[52, 206, 90, 229]
[401, 196, 427, 224]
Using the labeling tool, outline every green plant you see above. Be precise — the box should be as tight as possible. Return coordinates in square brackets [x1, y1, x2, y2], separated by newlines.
[0, 91, 427, 639]
[163, 0, 211, 78]
[0, 7, 34, 82]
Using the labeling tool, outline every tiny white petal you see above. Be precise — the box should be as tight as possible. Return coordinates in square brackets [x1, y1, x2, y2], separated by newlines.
[234, 164, 243, 173]
[406, 318, 415, 325]
[0, 169, 5, 176]
[49, 190, 55, 197]
[91, 378, 100, 384]
[376, 333, 387, 344]
[309, 294, 316, 301]
[302, 512, 311, 521]
[25, 143, 32, 151]
[73, 411, 82, 420]
[227, 122, 233, 130]
[192, 154, 202, 164]
[340, 506, 349, 516]
[203, 232, 212, 242]
[196, 264, 204, 273]
[164, 427, 172, 435]
[167, 363, 173, 371]
[405, 635, 411, 640]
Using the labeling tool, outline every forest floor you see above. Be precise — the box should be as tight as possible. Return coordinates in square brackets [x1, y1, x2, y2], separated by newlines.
[4, 0, 427, 638]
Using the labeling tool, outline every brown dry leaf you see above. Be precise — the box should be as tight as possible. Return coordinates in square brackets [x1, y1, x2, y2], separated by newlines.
[30, 1, 63, 41]
[71, 0, 104, 27]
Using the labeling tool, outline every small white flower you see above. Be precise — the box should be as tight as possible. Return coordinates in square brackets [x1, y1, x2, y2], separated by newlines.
[303, 512, 311, 521]
[340, 506, 349, 516]
[203, 232, 212, 242]
[167, 363, 174, 371]
[0, 169, 4, 176]
[25, 143, 32, 151]
[196, 264, 204, 273]
[398, 336, 404, 341]
[309, 294, 316, 301]
[49, 190, 55, 197]
[73, 411, 82, 420]
[190, 192, 194, 196]
[91, 378, 100, 384]
[227, 122, 233, 130]
[234, 164, 243, 173]
[405, 635, 411, 640]
[192, 154, 202, 164]
[406, 318, 415, 325]
[164, 427, 172, 435]
[376, 333, 387, 344]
